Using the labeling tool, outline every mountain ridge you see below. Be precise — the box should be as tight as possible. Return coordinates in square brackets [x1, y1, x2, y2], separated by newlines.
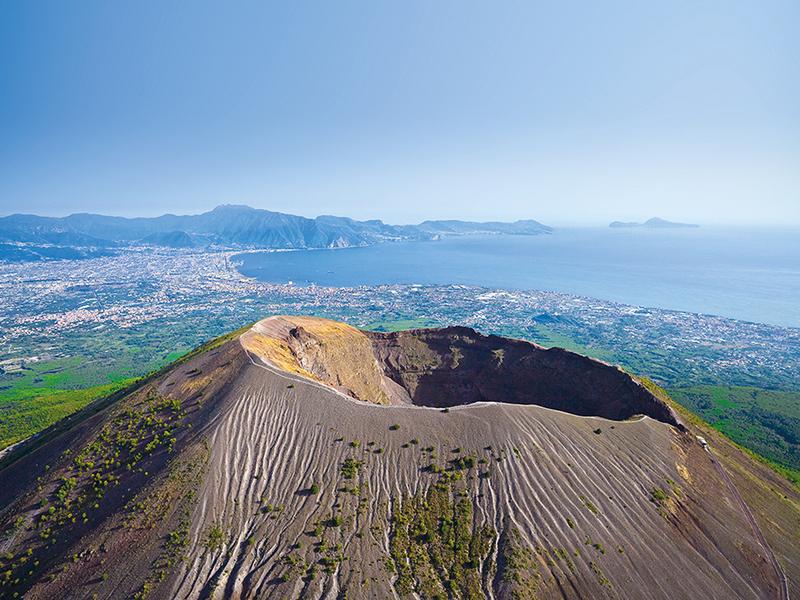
[0, 205, 552, 255]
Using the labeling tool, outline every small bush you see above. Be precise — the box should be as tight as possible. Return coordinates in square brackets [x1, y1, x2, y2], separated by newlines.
[204, 523, 225, 552]
[451, 456, 476, 470]
[326, 515, 343, 527]
[650, 487, 669, 504]
[341, 458, 363, 479]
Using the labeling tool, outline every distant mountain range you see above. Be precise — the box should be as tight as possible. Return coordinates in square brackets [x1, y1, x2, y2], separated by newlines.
[609, 217, 699, 229]
[0, 205, 552, 261]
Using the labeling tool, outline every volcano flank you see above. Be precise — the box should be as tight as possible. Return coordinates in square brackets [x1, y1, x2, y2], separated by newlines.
[0, 316, 797, 600]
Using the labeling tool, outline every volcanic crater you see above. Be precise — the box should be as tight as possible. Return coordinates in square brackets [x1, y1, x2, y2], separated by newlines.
[242, 316, 682, 426]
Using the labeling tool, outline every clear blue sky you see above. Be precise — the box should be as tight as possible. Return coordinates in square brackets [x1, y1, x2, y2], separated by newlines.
[1, 1, 798, 225]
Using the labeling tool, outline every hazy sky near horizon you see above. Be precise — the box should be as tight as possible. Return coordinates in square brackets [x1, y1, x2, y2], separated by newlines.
[1, 1, 798, 226]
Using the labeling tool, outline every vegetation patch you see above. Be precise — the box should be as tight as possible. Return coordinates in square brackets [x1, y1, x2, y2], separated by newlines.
[341, 458, 363, 480]
[650, 487, 668, 505]
[0, 386, 193, 597]
[0, 378, 138, 450]
[204, 522, 226, 552]
[648, 480, 680, 518]
[496, 527, 541, 599]
[134, 444, 208, 597]
[578, 495, 600, 515]
[388, 484, 494, 599]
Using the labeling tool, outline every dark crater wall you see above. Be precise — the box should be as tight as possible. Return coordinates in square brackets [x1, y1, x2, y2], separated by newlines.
[369, 326, 682, 427]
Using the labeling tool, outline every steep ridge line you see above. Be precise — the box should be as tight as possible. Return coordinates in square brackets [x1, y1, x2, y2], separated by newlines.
[242, 342, 652, 425]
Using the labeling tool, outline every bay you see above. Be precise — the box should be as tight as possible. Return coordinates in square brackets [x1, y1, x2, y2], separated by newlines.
[235, 227, 800, 327]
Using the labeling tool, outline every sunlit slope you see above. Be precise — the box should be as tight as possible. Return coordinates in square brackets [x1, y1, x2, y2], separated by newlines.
[241, 315, 396, 404]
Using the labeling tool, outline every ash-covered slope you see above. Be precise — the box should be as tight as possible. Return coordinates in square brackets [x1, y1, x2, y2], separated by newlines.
[0, 316, 797, 600]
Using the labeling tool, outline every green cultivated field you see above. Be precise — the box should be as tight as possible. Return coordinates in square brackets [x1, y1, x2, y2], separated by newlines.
[669, 385, 800, 476]
[0, 354, 141, 448]
[0, 379, 136, 449]
[0, 336, 193, 450]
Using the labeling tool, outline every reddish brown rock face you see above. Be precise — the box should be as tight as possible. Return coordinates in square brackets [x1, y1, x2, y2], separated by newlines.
[368, 326, 682, 426]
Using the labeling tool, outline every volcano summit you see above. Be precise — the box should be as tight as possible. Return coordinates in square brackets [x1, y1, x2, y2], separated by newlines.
[0, 316, 797, 599]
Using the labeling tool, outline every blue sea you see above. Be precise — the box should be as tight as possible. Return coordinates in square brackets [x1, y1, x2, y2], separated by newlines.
[235, 227, 800, 328]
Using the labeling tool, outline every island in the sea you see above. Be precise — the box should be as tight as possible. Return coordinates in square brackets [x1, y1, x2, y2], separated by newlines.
[609, 217, 699, 229]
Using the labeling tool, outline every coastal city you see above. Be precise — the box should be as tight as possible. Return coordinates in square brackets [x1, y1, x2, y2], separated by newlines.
[1, 247, 797, 391]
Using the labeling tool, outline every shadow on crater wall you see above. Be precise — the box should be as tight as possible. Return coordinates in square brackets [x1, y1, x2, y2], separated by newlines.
[369, 326, 682, 426]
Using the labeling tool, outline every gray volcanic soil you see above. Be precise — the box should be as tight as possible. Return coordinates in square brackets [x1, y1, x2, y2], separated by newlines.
[0, 317, 797, 600]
